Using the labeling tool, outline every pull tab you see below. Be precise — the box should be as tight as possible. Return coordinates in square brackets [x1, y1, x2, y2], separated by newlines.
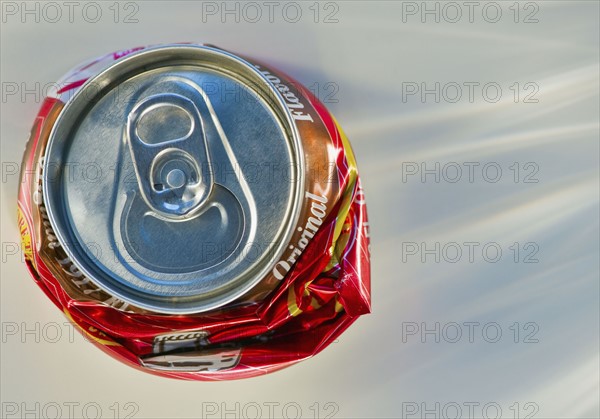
[126, 93, 213, 218]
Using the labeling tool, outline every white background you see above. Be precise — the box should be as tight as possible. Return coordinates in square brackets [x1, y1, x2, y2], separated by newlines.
[1, 1, 599, 418]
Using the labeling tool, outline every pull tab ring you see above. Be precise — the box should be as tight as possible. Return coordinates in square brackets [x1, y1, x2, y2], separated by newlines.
[126, 93, 213, 218]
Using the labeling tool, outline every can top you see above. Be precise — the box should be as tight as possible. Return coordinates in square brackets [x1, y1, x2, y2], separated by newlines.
[43, 45, 304, 314]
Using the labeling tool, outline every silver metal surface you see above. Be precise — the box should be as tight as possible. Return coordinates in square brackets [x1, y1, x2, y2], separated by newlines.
[126, 93, 214, 218]
[140, 348, 242, 372]
[42, 45, 304, 313]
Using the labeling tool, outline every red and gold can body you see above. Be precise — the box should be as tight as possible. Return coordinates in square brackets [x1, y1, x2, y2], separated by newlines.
[18, 44, 370, 380]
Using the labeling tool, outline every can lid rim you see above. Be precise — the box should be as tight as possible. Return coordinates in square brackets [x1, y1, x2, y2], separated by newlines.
[42, 44, 305, 314]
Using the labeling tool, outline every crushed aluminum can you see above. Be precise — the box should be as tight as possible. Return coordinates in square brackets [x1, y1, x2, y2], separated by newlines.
[18, 43, 371, 380]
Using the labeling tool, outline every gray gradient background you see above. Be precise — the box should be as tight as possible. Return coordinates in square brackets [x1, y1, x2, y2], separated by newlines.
[1, 1, 598, 418]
